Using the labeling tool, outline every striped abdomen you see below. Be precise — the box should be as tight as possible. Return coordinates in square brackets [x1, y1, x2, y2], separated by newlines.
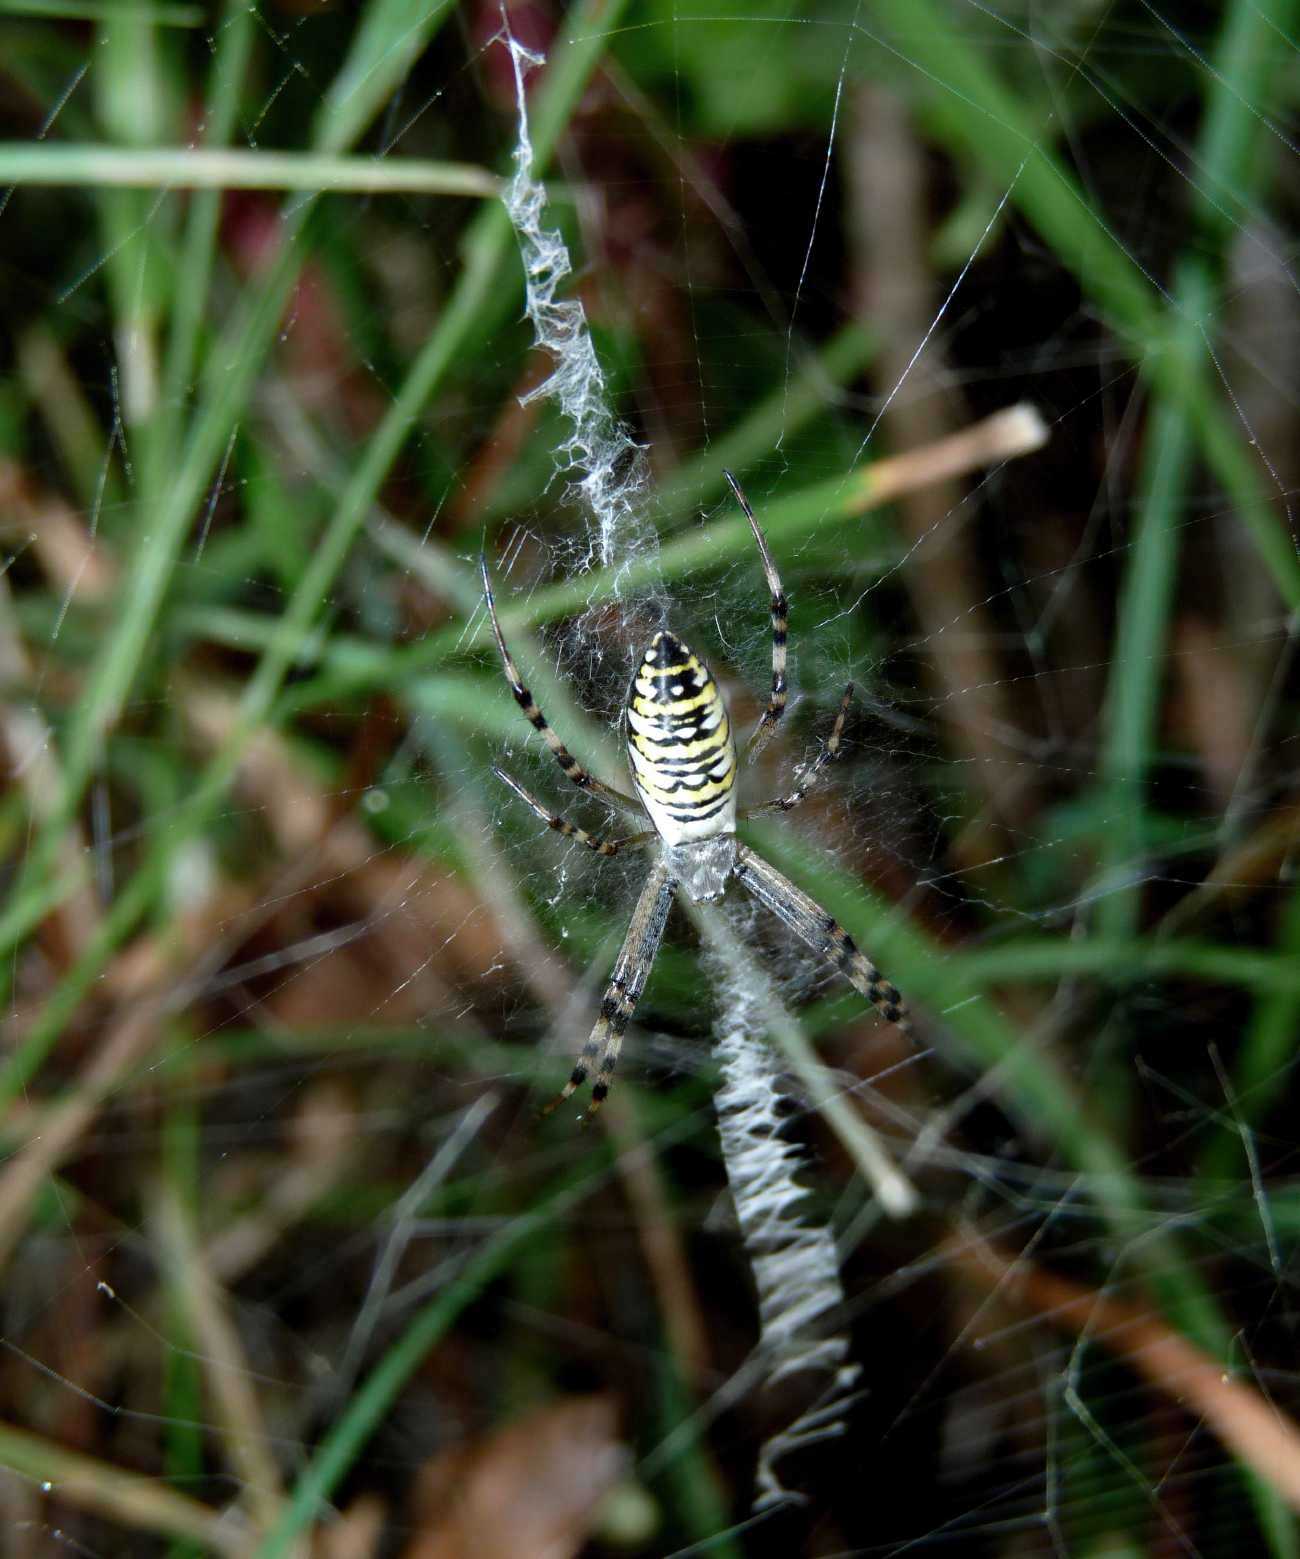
[626, 631, 737, 846]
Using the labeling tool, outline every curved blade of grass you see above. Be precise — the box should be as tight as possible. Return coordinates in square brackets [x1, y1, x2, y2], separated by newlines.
[941, 936, 1300, 999]
[312, 0, 455, 156]
[1096, 276, 1211, 943]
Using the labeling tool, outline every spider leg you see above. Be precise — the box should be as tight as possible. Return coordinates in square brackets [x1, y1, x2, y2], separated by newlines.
[541, 862, 677, 1122]
[493, 767, 656, 856]
[723, 470, 788, 766]
[480, 554, 643, 815]
[742, 682, 854, 819]
[733, 843, 912, 1039]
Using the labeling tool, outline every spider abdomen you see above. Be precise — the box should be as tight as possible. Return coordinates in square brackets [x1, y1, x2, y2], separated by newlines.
[626, 630, 737, 846]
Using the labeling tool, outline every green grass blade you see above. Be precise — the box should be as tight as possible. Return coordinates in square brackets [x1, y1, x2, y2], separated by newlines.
[155, 0, 255, 481]
[0, 142, 500, 196]
[1096, 267, 1212, 944]
[943, 937, 1300, 998]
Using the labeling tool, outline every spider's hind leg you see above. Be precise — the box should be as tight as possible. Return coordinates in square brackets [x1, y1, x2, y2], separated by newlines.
[821, 916, 911, 1040]
[541, 862, 678, 1122]
[733, 843, 914, 1041]
[480, 553, 642, 816]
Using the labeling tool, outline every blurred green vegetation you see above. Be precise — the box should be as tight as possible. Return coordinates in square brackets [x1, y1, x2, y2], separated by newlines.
[0, 0, 1298, 1554]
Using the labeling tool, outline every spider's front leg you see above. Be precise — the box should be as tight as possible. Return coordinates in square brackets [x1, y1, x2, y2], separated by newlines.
[480, 554, 642, 816]
[724, 470, 789, 764]
[542, 862, 677, 1121]
[743, 682, 855, 819]
[493, 768, 656, 857]
[734, 844, 912, 1040]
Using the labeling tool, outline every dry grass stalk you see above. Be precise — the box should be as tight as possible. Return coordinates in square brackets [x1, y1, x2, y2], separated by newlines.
[952, 1230, 1300, 1510]
[157, 1186, 286, 1534]
[0, 1419, 246, 1554]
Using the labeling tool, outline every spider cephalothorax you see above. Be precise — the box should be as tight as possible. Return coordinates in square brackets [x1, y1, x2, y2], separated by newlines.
[482, 471, 910, 1119]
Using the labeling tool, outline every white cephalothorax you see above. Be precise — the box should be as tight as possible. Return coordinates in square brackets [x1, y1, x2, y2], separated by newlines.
[483, 472, 911, 1119]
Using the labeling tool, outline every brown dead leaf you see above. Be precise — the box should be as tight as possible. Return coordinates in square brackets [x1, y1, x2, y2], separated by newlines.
[311, 1492, 387, 1559]
[400, 1396, 627, 1559]
[0, 457, 118, 601]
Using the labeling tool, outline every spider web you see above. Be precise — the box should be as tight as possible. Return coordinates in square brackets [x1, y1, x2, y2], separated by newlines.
[0, 2, 1297, 1555]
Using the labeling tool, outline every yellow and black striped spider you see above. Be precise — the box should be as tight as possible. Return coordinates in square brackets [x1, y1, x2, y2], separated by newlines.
[482, 472, 911, 1120]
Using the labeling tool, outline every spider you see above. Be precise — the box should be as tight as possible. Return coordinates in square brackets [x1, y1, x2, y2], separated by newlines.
[482, 471, 911, 1121]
